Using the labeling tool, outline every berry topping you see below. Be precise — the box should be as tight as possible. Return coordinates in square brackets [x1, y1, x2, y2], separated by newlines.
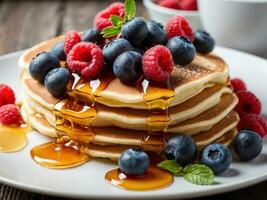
[165, 134, 197, 166]
[64, 31, 81, 55]
[166, 36, 196, 65]
[0, 104, 22, 125]
[121, 17, 148, 45]
[103, 38, 133, 65]
[119, 148, 150, 176]
[158, 0, 180, 9]
[230, 78, 247, 93]
[238, 114, 267, 138]
[165, 15, 194, 41]
[81, 28, 103, 45]
[67, 42, 104, 78]
[193, 30, 215, 54]
[200, 143, 232, 175]
[94, 2, 125, 31]
[51, 41, 66, 61]
[0, 84, 15, 107]
[235, 91, 262, 117]
[142, 45, 174, 82]
[44, 68, 70, 97]
[233, 130, 263, 161]
[29, 52, 60, 83]
[142, 20, 167, 47]
[179, 0, 197, 10]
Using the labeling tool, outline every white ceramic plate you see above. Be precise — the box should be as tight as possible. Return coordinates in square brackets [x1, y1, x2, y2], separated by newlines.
[0, 47, 267, 199]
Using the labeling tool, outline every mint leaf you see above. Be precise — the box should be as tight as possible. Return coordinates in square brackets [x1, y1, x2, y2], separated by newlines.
[125, 0, 136, 21]
[110, 15, 123, 27]
[157, 160, 183, 176]
[101, 26, 121, 38]
[183, 164, 214, 185]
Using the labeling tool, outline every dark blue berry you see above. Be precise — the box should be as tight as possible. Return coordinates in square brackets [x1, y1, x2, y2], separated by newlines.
[121, 17, 148, 45]
[29, 52, 60, 83]
[165, 134, 197, 166]
[166, 36, 196, 66]
[193, 30, 215, 54]
[233, 130, 263, 161]
[81, 28, 103, 45]
[51, 41, 66, 61]
[103, 38, 133, 65]
[44, 68, 70, 97]
[119, 148, 150, 176]
[200, 143, 232, 175]
[113, 51, 143, 84]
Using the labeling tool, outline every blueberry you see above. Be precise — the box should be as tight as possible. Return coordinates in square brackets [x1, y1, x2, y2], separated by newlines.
[200, 143, 232, 175]
[142, 20, 167, 47]
[44, 68, 70, 97]
[103, 38, 133, 65]
[29, 52, 60, 83]
[121, 17, 148, 45]
[165, 134, 197, 166]
[193, 30, 215, 54]
[166, 36, 196, 66]
[81, 28, 103, 45]
[113, 51, 143, 84]
[119, 148, 150, 176]
[51, 41, 66, 61]
[233, 130, 263, 161]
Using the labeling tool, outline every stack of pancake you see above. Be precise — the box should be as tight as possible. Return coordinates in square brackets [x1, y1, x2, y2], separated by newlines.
[19, 36, 239, 161]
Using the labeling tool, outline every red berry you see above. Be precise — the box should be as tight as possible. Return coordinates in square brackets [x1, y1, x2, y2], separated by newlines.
[230, 78, 247, 93]
[235, 91, 262, 117]
[94, 3, 125, 31]
[0, 84, 15, 107]
[0, 104, 22, 125]
[179, 0, 197, 10]
[165, 16, 194, 41]
[238, 114, 267, 138]
[158, 0, 180, 9]
[64, 31, 81, 55]
[142, 45, 174, 82]
[67, 42, 104, 78]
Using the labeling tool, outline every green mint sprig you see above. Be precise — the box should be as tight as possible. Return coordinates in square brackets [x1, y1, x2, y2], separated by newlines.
[101, 0, 136, 38]
[157, 161, 215, 186]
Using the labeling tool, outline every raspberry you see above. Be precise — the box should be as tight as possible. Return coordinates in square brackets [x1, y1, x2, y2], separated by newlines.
[165, 16, 194, 41]
[230, 78, 247, 93]
[67, 42, 104, 78]
[0, 104, 22, 125]
[0, 84, 15, 107]
[142, 45, 174, 82]
[94, 3, 125, 31]
[235, 91, 262, 117]
[179, 0, 197, 10]
[64, 31, 81, 55]
[238, 114, 267, 138]
[158, 0, 180, 9]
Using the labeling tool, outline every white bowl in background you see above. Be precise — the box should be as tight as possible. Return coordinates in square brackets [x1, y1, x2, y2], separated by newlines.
[143, 0, 203, 31]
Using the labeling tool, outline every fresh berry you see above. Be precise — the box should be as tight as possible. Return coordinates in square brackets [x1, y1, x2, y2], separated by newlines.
[235, 91, 261, 117]
[179, 0, 197, 10]
[94, 2, 125, 31]
[51, 41, 66, 61]
[67, 42, 104, 78]
[165, 134, 197, 166]
[64, 31, 81, 55]
[233, 130, 263, 161]
[44, 68, 70, 97]
[165, 15, 194, 41]
[81, 28, 103, 45]
[119, 148, 150, 176]
[142, 20, 167, 47]
[121, 17, 148, 45]
[113, 51, 143, 84]
[158, 0, 180, 9]
[200, 143, 232, 175]
[133, 46, 145, 55]
[0, 84, 15, 107]
[230, 78, 247, 93]
[193, 30, 215, 54]
[103, 38, 133, 65]
[142, 45, 174, 82]
[29, 52, 60, 83]
[238, 114, 267, 138]
[166, 36, 196, 65]
[0, 104, 22, 125]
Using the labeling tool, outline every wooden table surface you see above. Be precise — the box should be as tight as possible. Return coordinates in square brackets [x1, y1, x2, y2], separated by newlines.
[0, 0, 267, 199]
